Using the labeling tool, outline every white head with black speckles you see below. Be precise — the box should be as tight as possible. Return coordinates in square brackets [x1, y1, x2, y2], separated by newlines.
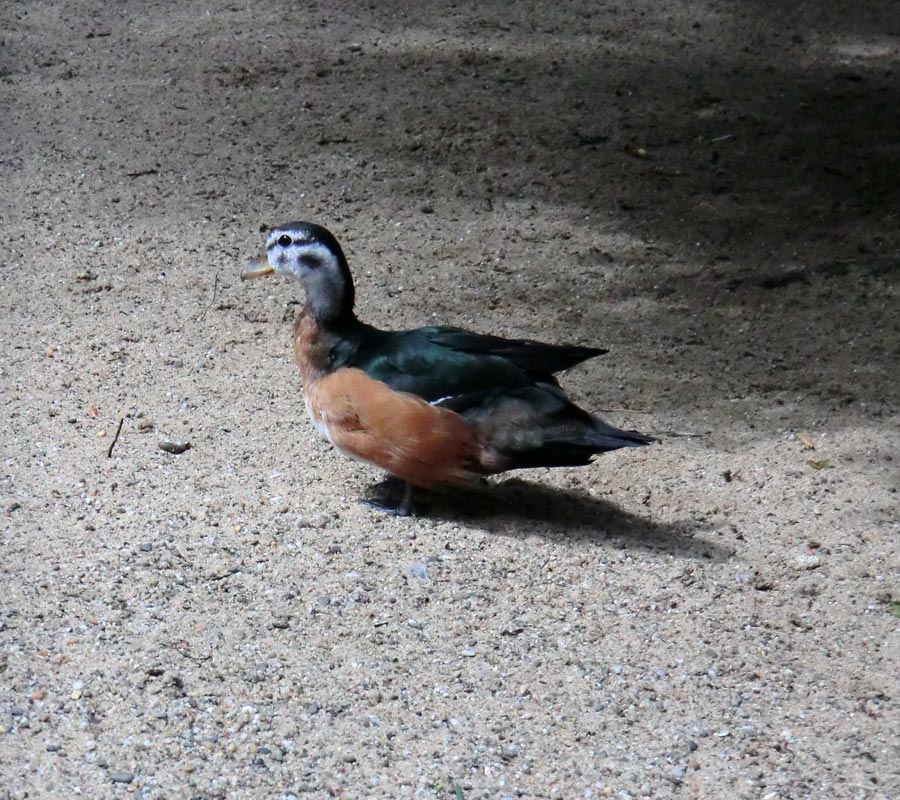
[262, 221, 356, 323]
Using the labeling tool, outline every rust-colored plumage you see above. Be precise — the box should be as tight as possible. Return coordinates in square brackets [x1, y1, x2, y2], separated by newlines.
[295, 312, 482, 490]
[304, 366, 482, 490]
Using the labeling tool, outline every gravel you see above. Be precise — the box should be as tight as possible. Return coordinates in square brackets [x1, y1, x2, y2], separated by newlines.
[2, 0, 899, 798]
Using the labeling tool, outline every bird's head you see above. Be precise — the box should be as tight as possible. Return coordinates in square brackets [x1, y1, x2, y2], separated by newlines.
[241, 221, 355, 322]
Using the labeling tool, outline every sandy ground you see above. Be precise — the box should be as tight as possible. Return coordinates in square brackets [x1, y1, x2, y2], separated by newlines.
[2, 1, 899, 798]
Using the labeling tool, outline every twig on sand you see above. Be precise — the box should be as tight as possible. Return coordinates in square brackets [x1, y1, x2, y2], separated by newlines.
[197, 272, 220, 322]
[107, 418, 124, 458]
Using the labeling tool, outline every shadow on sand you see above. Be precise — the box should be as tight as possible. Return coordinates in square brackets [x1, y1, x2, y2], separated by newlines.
[365, 478, 733, 562]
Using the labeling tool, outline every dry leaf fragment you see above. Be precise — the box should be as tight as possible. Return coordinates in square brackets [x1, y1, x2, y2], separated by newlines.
[797, 434, 815, 450]
[807, 458, 832, 470]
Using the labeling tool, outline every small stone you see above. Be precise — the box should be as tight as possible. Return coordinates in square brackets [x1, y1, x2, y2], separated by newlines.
[45, 743, 61, 752]
[158, 439, 191, 455]
[666, 766, 685, 784]
[296, 513, 329, 529]
[9, 706, 24, 717]
[139, 543, 153, 552]
[500, 745, 518, 760]
[751, 572, 775, 591]
[793, 552, 821, 570]
[109, 771, 134, 784]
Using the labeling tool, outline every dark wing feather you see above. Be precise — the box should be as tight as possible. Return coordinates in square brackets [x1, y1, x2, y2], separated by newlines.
[424, 327, 607, 375]
[348, 325, 605, 402]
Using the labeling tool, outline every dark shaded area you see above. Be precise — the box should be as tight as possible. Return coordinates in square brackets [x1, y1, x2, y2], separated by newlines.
[230, 0, 900, 269]
[211, 0, 900, 426]
[364, 477, 731, 561]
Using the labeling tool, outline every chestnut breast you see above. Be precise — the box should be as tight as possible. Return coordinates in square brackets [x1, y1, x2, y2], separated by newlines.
[305, 367, 482, 490]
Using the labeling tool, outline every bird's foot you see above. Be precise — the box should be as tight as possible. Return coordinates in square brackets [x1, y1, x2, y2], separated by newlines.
[358, 498, 413, 517]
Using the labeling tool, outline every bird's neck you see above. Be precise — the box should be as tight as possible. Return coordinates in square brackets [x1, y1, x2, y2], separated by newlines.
[293, 308, 364, 386]
[302, 260, 356, 325]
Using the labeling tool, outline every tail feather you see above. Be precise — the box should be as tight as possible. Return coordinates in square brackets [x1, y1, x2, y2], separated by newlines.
[583, 419, 656, 451]
[464, 383, 656, 473]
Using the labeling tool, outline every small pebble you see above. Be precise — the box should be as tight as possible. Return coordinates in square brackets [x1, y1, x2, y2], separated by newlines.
[667, 766, 685, 784]
[158, 439, 191, 454]
[139, 543, 153, 552]
[109, 771, 134, 784]
[794, 553, 821, 570]
[296, 513, 329, 529]
[406, 562, 429, 580]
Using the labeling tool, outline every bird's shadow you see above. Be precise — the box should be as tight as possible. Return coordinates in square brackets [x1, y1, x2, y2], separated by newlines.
[364, 478, 733, 562]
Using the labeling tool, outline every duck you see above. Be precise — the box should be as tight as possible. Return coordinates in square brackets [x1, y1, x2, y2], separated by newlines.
[241, 221, 654, 514]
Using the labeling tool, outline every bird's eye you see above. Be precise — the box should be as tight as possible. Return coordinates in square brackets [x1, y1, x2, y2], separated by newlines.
[277, 234, 292, 247]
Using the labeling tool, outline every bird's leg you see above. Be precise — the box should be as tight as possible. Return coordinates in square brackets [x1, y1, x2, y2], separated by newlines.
[358, 479, 415, 516]
[397, 482, 414, 517]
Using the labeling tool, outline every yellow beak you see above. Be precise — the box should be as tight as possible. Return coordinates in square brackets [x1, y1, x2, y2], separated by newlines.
[240, 254, 274, 281]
